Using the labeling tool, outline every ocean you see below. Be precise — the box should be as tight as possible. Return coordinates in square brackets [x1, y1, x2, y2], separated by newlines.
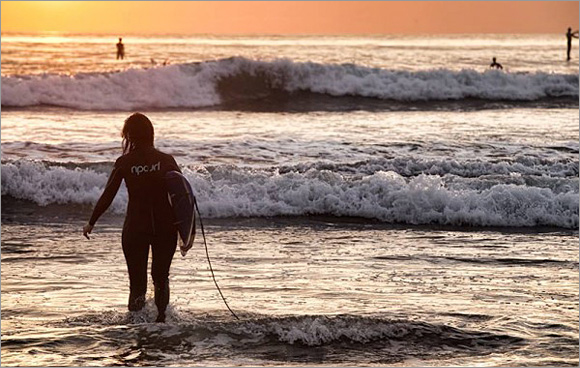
[1, 33, 578, 366]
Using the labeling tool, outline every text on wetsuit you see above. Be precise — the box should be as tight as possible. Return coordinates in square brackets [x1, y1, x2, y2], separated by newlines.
[131, 161, 161, 176]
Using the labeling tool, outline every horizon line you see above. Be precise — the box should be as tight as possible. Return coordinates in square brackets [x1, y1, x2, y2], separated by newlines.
[0, 30, 570, 37]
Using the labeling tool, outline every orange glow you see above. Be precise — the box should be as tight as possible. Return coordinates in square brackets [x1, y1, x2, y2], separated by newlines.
[1, 1, 578, 35]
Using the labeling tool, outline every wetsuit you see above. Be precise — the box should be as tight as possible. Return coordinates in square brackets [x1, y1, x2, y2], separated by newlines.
[89, 146, 180, 314]
[116, 42, 124, 60]
[567, 33, 574, 61]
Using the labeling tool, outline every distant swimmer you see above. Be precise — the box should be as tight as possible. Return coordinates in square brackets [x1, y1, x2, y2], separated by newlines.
[489, 57, 503, 70]
[566, 27, 579, 61]
[116, 37, 125, 60]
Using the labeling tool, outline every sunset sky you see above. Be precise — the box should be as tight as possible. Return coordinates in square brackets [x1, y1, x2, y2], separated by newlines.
[1, 1, 578, 35]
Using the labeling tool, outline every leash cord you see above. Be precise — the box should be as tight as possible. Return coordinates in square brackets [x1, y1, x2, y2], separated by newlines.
[194, 198, 240, 320]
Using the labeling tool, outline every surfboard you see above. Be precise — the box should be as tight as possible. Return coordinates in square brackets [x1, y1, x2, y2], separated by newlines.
[165, 171, 196, 256]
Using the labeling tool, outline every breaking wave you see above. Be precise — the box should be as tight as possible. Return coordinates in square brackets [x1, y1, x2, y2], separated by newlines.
[61, 311, 523, 349]
[3, 310, 520, 366]
[2, 160, 578, 229]
[2, 57, 578, 111]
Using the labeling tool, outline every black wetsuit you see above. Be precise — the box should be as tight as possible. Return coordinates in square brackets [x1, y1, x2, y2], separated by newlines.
[567, 33, 574, 61]
[89, 146, 180, 312]
[116, 42, 124, 60]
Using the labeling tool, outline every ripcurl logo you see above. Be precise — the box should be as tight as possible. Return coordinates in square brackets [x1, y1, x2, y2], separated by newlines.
[131, 161, 161, 176]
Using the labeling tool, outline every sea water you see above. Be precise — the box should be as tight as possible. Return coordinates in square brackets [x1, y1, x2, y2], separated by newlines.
[1, 34, 578, 366]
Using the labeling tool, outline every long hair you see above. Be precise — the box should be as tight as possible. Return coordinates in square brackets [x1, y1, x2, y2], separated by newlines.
[122, 113, 155, 154]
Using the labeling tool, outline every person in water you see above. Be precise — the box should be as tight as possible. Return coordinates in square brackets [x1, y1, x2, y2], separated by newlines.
[116, 37, 125, 60]
[489, 57, 503, 70]
[566, 27, 579, 61]
[83, 112, 180, 322]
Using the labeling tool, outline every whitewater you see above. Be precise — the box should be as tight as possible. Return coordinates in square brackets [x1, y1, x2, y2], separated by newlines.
[2, 57, 578, 110]
[1, 33, 578, 366]
[2, 159, 578, 229]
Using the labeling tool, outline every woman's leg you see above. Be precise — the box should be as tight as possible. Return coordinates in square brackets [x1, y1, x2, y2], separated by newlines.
[122, 231, 150, 311]
[151, 232, 177, 321]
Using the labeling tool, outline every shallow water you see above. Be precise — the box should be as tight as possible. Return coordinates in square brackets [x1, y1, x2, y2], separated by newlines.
[1, 204, 578, 366]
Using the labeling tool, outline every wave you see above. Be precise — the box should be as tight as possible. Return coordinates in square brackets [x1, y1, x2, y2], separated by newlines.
[8, 311, 522, 366]
[282, 156, 579, 179]
[3, 141, 578, 179]
[2, 160, 578, 229]
[60, 312, 523, 350]
[2, 57, 578, 111]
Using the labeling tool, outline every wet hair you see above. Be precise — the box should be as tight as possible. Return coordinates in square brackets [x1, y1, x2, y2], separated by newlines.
[122, 112, 154, 154]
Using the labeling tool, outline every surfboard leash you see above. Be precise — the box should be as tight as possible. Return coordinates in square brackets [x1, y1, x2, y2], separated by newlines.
[194, 198, 240, 320]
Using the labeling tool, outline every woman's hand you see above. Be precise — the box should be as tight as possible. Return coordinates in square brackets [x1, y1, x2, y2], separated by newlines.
[83, 223, 94, 240]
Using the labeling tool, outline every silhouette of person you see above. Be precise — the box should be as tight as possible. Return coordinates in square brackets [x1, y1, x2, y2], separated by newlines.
[566, 27, 579, 61]
[489, 57, 503, 70]
[83, 113, 181, 323]
[116, 38, 125, 60]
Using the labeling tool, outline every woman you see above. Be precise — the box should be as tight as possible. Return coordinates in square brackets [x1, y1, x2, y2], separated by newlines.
[83, 112, 181, 322]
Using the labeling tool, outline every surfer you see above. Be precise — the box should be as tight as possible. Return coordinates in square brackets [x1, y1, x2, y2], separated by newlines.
[116, 37, 125, 60]
[83, 112, 181, 323]
[566, 27, 579, 61]
[489, 57, 503, 70]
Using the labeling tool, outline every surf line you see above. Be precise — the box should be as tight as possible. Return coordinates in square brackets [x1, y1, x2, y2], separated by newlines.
[194, 197, 240, 320]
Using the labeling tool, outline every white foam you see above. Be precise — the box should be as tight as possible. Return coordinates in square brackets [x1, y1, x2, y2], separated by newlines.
[1, 160, 128, 212]
[237, 315, 467, 347]
[1, 64, 220, 110]
[2, 161, 577, 228]
[2, 58, 577, 110]
[286, 156, 579, 180]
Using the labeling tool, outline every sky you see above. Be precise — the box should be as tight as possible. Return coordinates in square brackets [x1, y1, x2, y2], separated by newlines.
[1, 1, 578, 35]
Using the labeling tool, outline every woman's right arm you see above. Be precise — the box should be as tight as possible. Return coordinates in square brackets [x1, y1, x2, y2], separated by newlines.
[83, 160, 124, 239]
